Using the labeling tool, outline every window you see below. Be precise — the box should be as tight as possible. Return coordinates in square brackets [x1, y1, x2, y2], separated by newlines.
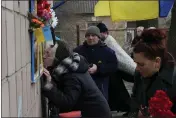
[87, 21, 102, 28]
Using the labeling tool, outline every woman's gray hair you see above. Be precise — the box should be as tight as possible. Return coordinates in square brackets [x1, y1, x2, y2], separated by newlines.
[45, 41, 58, 58]
[137, 26, 144, 31]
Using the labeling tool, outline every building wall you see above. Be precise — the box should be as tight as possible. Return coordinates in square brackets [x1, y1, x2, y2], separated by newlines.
[78, 16, 126, 46]
[55, 12, 126, 49]
[54, 1, 126, 49]
[1, 1, 42, 117]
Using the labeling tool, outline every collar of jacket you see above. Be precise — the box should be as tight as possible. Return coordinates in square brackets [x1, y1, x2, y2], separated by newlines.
[137, 65, 175, 106]
[158, 65, 175, 85]
[145, 65, 175, 102]
[83, 40, 107, 48]
[158, 52, 176, 85]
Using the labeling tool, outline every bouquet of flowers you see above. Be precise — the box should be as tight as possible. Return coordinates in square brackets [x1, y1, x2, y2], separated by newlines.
[148, 90, 176, 118]
[29, 0, 58, 30]
[37, 0, 52, 21]
[28, 12, 44, 30]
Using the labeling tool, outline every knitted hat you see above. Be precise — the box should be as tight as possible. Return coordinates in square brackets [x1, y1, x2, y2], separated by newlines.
[52, 40, 72, 67]
[85, 26, 101, 38]
[97, 23, 108, 33]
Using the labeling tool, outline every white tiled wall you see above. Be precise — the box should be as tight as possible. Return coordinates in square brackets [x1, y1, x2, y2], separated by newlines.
[14, 12, 22, 71]
[20, 15, 27, 67]
[9, 74, 18, 117]
[1, 8, 7, 80]
[6, 9, 15, 76]
[2, 81, 10, 117]
[1, 1, 42, 117]
[13, 1, 20, 12]
[2, 0, 6, 7]
[6, 1, 14, 11]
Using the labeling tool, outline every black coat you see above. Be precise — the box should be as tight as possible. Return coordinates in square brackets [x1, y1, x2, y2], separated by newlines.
[74, 41, 118, 100]
[130, 64, 176, 114]
[108, 70, 134, 112]
[42, 56, 111, 118]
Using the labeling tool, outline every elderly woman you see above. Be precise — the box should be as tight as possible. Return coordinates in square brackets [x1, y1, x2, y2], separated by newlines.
[129, 29, 176, 117]
[130, 26, 145, 59]
[42, 40, 111, 118]
[131, 26, 144, 48]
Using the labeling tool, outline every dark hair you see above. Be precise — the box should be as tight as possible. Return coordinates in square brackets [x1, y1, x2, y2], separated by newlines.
[52, 40, 72, 67]
[97, 23, 108, 33]
[133, 29, 168, 65]
[131, 36, 141, 47]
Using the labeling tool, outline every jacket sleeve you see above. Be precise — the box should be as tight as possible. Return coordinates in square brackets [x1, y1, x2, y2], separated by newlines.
[42, 76, 81, 112]
[129, 72, 141, 113]
[96, 50, 118, 75]
[106, 36, 136, 75]
[117, 70, 134, 83]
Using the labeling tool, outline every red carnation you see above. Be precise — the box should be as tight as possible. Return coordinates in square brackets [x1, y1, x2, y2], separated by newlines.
[148, 90, 176, 118]
[37, 0, 51, 21]
[44, 2, 50, 9]
[154, 90, 168, 98]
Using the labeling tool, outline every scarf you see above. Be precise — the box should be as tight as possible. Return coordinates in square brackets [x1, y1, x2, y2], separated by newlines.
[53, 53, 80, 76]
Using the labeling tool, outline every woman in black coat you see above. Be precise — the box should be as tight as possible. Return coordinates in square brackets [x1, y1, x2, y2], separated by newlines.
[42, 40, 111, 118]
[129, 29, 176, 117]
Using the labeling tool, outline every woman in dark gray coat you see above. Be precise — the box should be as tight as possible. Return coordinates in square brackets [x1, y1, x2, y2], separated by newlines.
[129, 29, 176, 117]
[42, 40, 111, 118]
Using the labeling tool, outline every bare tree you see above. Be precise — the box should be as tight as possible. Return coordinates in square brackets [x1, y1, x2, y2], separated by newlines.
[168, 1, 176, 59]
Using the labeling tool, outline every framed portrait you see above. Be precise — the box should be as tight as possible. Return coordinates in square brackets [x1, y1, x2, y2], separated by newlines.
[34, 42, 44, 81]
[30, 0, 45, 83]
[29, 0, 57, 83]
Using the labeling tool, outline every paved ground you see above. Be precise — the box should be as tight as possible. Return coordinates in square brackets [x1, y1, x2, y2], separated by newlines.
[112, 81, 134, 117]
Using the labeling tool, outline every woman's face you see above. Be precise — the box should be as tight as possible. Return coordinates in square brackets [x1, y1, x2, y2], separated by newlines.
[43, 43, 58, 68]
[134, 52, 161, 78]
[137, 29, 143, 36]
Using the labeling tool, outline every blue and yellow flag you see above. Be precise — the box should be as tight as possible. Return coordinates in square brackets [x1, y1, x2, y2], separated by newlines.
[94, 0, 174, 21]
[159, 0, 174, 17]
[94, 1, 110, 16]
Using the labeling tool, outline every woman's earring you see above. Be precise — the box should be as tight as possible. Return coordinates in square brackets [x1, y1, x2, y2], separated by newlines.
[156, 66, 160, 72]
[157, 68, 160, 72]
[155, 64, 159, 72]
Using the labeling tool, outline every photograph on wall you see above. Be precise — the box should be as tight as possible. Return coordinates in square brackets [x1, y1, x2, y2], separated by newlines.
[29, 0, 58, 83]
[34, 41, 44, 80]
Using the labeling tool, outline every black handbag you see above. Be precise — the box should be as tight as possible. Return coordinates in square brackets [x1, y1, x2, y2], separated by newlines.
[48, 101, 59, 118]
[41, 74, 59, 118]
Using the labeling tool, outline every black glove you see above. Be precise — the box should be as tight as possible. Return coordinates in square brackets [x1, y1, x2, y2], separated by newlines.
[128, 112, 138, 118]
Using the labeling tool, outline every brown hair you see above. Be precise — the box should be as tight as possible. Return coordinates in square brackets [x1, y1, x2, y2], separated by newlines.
[133, 29, 169, 65]
[52, 40, 72, 68]
[131, 36, 141, 47]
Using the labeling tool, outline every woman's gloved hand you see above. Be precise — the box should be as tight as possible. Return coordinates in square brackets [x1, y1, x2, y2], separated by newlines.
[128, 111, 138, 118]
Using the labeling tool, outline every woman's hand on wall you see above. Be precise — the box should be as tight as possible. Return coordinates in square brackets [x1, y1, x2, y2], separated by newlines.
[43, 68, 52, 82]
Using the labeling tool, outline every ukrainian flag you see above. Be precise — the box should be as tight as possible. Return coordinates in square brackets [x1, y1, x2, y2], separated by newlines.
[94, 0, 174, 21]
